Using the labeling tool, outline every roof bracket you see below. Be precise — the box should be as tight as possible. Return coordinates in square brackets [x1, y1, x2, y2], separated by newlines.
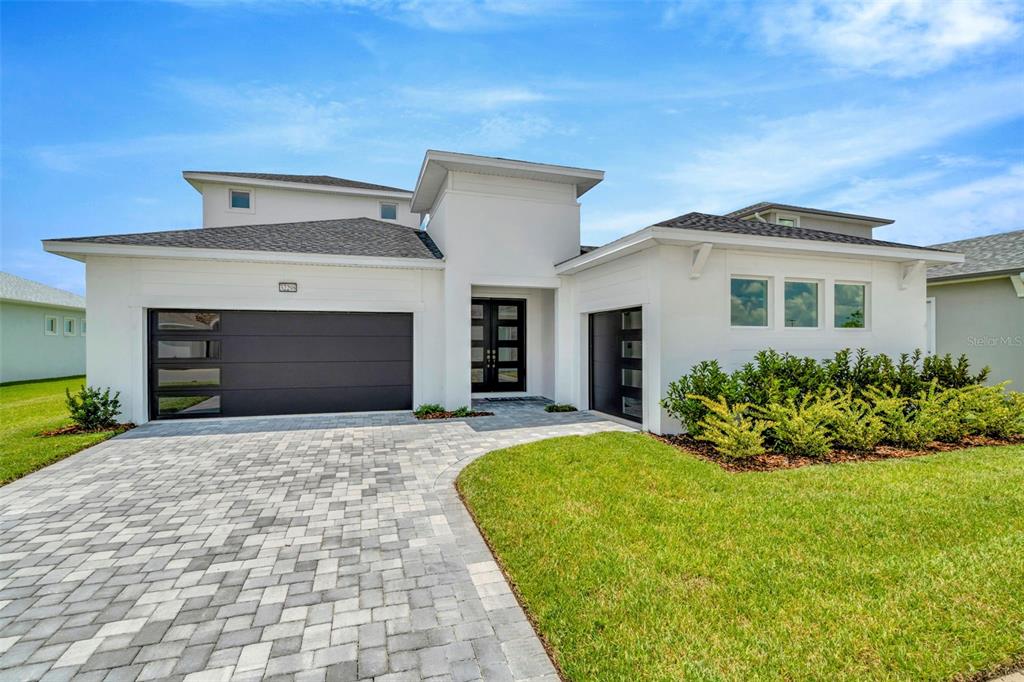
[690, 242, 713, 279]
[1011, 273, 1024, 298]
[900, 259, 927, 290]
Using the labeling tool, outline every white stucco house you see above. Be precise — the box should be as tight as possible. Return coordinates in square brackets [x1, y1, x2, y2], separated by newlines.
[43, 150, 962, 432]
[0, 272, 87, 383]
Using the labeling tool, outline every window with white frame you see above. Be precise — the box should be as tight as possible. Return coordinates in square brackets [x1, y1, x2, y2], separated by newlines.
[835, 282, 867, 328]
[379, 202, 398, 220]
[63, 317, 77, 336]
[44, 316, 58, 336]
[229, 188, 252, 210]
[776, 215, 798, 227]
[730, 277, 769, 327]
[784, 280, 820, 328]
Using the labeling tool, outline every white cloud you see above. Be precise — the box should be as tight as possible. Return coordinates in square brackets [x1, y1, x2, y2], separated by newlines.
[763, 0, 1021, 77]
[29, 82, 357, 172]
[398, 85, 549, 111]
[463, 113, 554, 150]
[665, 77, 1024, 212]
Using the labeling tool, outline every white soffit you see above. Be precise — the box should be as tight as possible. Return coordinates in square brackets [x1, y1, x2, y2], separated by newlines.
[410, 150, 605, 213]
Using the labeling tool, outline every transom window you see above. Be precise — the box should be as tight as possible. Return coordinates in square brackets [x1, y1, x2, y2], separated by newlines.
[229, 189, 251, 210]
[835, 283, 867, 328]
[730, 277, 769, 327]
[784, 280, 819, 328]
[380, 202, 398, 220]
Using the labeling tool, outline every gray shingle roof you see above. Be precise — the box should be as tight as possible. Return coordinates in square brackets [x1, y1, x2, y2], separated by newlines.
[926, 229, 1024, 280]
[654, 212, 944, 252]
[185, 171, 411, 194]
[50, 218, 444, 260]
[0, 272, 85, 309]
[726, 202, 894, 225]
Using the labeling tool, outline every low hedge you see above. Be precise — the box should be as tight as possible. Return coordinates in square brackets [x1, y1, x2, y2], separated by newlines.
[661, 349, 1020, 459]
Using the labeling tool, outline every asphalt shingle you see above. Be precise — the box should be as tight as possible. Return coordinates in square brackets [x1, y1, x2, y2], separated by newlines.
[185, 172, 410, 194]
[926, 229, 1024, 280]
[0, 271, 85, 308]
[655, 212, 945, 252]
[49, 218, 444, 261]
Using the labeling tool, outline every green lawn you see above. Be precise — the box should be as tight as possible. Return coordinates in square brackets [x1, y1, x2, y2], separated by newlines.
[458, 432, 1024, 681]
[0, 376, 122, 485]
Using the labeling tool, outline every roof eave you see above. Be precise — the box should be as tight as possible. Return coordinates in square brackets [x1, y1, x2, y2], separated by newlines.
[556, 227, 962, 275]
[733, 204, 894, 227]
[410, 149, 605, 213]
[182, 172, 414, 199]
[927, 267, 1024, 283]
[42, 240, 446, 270]
[0, 296, 85, 310]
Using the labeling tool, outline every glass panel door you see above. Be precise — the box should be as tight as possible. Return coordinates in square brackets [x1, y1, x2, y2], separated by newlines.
[471, 299, 526, 392]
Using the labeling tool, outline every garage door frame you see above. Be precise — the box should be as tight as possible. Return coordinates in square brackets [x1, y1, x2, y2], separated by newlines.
[147, 308, 414, 420]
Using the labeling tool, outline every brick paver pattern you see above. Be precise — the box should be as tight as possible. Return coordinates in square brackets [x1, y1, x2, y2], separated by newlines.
[0, 400, 630, 681]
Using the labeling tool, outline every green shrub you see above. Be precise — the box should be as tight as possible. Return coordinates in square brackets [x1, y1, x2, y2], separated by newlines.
[414, 403, 445, 417]
[758, 394, 835, 457]
[65, 385, 121, 430]
[450, 406, 473, 417]
[544, 404, 578, 413]
[866, 386, 943, 449]
[692, 395, 770, 459]
[662, 361, 739, 434]
[959, 383, 1024, 438]
[828, 391, 887, 451]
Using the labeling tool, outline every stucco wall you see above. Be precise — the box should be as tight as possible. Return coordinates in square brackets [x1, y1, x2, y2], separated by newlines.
[85, 256, 444, 423]
[0, 301, 86, 383]
[556, 245, 931, 433]
[927, 276, 1024, 389]
[428, 170, 580, 408]
[200, 183, 418, 228]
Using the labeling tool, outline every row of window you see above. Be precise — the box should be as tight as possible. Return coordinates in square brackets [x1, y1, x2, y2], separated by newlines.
[730, 278, 867, 329]
[44, 316, 86, 336]
[227, 188, 399, 221]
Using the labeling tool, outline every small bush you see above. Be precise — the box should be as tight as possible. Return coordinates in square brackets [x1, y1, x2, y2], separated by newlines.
[662, 361, 739, 435]
[414, 403, 445, 418]
[960, 383, 1024, 438]
[866, 386, 943, 449]
[65, 385, 121, 430]
[692, 395, 770, 459]
[828, 391, 887, 451]
[758, 394, 834, 458]
[450, 406, 473, 417]
[545, 404, 578, 413]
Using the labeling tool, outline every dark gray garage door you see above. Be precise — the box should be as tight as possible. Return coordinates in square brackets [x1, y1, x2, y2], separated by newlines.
[148, 310, 412, 419]
[589, 307, 642, 423]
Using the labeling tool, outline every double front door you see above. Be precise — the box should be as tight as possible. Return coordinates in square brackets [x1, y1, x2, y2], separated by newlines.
[471, 299, 526, 392]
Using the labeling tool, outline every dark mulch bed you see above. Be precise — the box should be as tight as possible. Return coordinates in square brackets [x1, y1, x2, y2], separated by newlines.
[415, 411, 494, 420]
[39, 423, 135, 437]
[653, 433, 1024, 472]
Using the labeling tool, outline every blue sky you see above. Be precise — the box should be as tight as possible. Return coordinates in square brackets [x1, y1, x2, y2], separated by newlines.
[2, 0, 1023, 295]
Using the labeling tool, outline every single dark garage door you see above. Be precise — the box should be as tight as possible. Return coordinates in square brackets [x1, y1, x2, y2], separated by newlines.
[589, 307, 642, 423]
[148, 310, 412, 419]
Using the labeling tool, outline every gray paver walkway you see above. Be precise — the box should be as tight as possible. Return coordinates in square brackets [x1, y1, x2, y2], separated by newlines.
[0, 400, 630, 681]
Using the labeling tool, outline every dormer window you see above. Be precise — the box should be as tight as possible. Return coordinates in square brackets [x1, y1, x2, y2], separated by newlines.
[776, 215, 798, 227]
[229, 189, 252, 210]
[380, 202, 398, 220]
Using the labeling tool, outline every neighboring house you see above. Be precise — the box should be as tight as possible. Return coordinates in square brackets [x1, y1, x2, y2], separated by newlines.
[0, 272, 86, 383]
[926, 229, 1024, 390]
[43, 151, 961, 432]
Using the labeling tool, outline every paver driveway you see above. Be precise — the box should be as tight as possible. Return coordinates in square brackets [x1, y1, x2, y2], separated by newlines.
[0, 400, 630, 682]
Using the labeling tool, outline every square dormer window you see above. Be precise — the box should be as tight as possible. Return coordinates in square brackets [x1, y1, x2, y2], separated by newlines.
[380, 202, 398, 220]
[229, 189, 251, 210]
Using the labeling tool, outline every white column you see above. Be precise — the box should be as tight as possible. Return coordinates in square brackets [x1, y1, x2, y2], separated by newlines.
[443, 272, 472, 409]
